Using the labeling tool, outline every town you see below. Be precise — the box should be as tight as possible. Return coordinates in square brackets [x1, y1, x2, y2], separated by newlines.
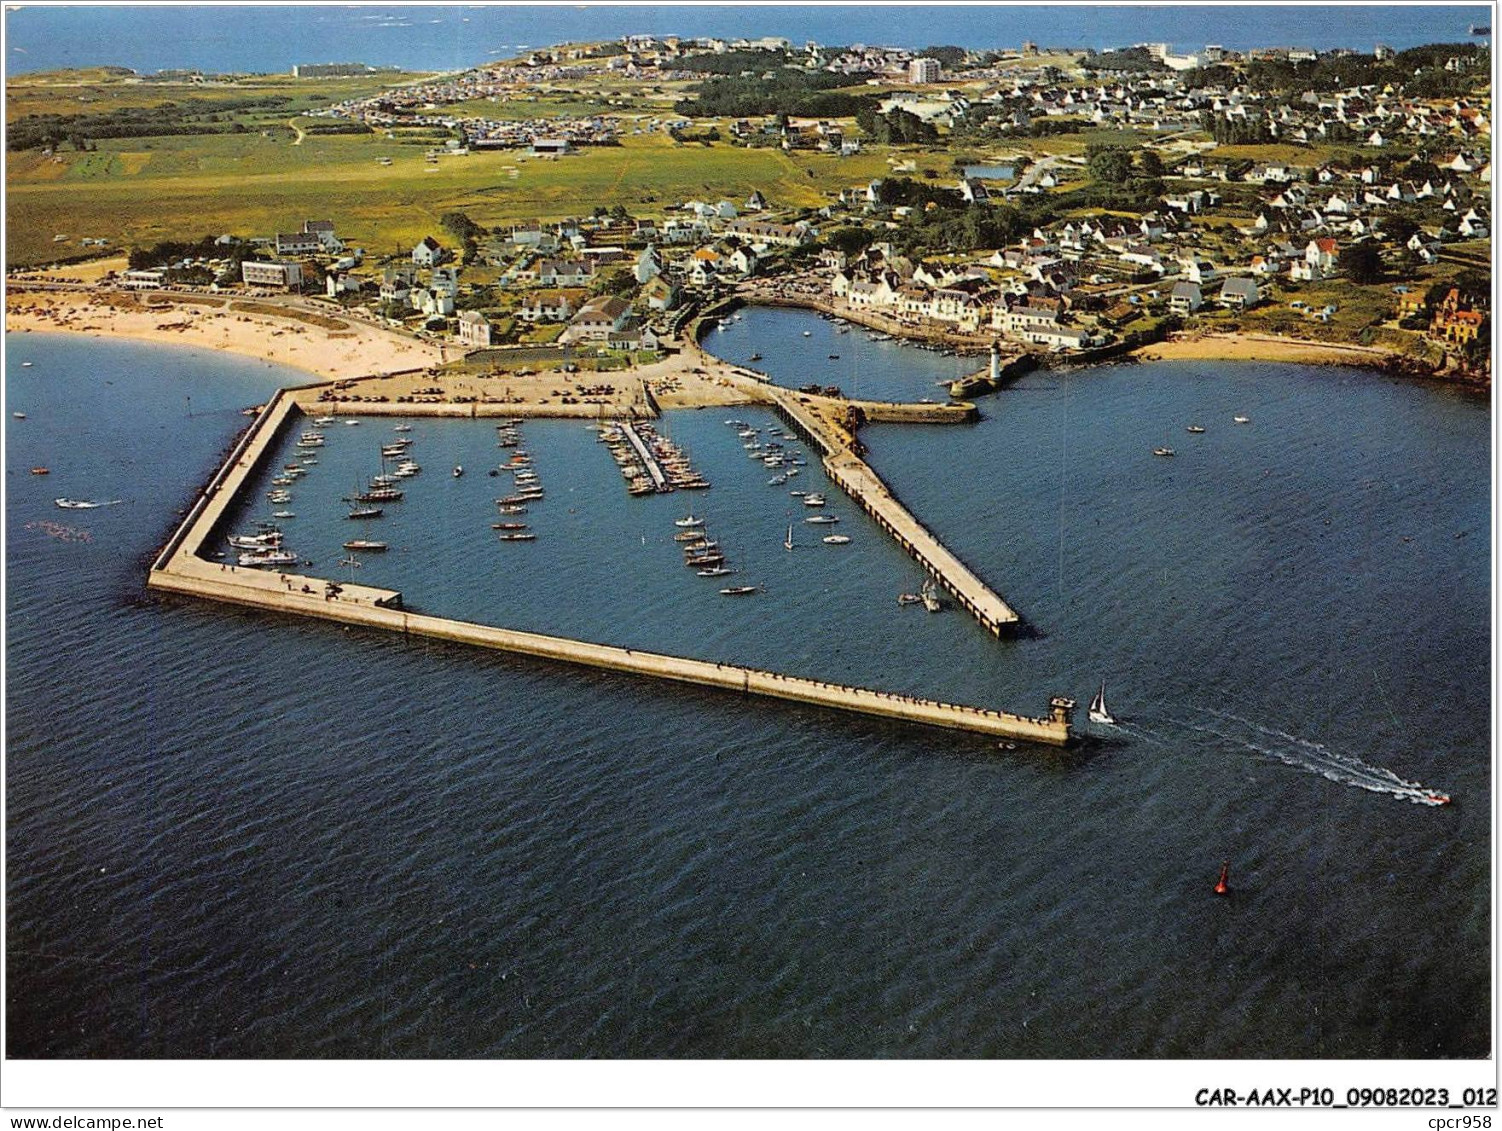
[8, 32, 1491, 383]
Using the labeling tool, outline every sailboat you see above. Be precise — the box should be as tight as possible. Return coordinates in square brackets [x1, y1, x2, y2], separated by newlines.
[783, 523, 794, 551]
[1088, 682, 1116, 725]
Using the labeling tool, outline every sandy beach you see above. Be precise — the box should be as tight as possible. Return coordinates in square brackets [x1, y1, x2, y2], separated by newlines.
[1132, 331, 1419, 367]
[6, 287, 444, 380]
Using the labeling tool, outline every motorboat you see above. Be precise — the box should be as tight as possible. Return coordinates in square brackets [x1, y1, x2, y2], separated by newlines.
[768, 475, 787, 486]
[1186, 425, 1206, 434]
[11, 412, 25, 420]
[30, 467, 48, 475]
[499, 532, 536, 542]
[1152, 447, 1175, 457]
[1233, 415, 1250, 424]
[1088, 682, 1116, 725]
[346, 506, 383, 519]
[921, 579, 942, 613]
[789, 490, 806, 498]
[674, 515, 704, 528]
[805, 515, 838, 525]
[342, 540, 388, 552]
[493, 522, 528, 531]
[498, 505, 528, 515]
[393, 424, 413, 433]
[238, 548, 298, 568]
[453, 466, 464, 478]
[802, 494, 826, 507]
[697, 567, 735, 577]
[271, 511, 295, 519]
[720, 585, 758, 596]
[674, 530, 704, 542]
[823, 535, 852, 545]
[228, 531, 283, 549]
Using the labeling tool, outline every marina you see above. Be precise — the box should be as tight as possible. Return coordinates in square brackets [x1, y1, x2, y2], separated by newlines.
[145, 382, 1070, 743]
[8, 331, 1487, 1062]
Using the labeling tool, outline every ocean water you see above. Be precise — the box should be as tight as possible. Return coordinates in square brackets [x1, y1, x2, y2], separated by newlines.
[5, 320, 1490, 1058]
[4, 5, 1489, 77]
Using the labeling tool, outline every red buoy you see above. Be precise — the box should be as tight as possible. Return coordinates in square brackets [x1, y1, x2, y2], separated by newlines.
[1214, 861, 1230, 896]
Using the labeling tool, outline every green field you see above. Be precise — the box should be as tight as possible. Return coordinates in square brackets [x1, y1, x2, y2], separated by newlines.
[6, 127, 901, 263]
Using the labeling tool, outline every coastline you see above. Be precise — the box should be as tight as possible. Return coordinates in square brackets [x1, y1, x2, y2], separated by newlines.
[5, 287, 444, 379]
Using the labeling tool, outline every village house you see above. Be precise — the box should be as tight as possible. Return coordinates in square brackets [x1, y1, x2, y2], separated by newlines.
[517, 290, 580, 323]
[640, 274, 681, 311]
[1219, 277, 1260, 310]
[1431, 287, 1486, 344]
[562, 295, 632, 342]
[456, 309, 493, 347]
[412, 236, 445, 268]
[274, 230, 321, 256]
[1169, 281, 1203, 314]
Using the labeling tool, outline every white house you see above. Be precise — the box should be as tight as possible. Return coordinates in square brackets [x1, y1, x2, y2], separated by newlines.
[412, 236, 445, 268]
[1218, 277, 1260, 309]
[1169, 281, 1202, 313]
[456, 309, 493, 347]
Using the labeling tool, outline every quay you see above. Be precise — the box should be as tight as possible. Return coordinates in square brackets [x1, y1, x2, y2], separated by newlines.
[617, 420, 671, 492]
[756, 384, 1021, 635]
[147, 386, 1072, 745]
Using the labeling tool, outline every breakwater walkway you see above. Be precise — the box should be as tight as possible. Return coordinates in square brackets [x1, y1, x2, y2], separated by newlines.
[148, 388, 1073, 745]
[757, 385, 1021, 635]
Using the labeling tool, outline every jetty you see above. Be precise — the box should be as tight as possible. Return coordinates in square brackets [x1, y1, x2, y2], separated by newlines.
[758, 384, 1021, 635]
[617, 420, 670, 492]
[147, 388, 1072, 745]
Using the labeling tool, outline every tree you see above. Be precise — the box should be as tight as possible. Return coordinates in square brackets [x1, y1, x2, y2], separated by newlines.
[1086, 144, 1134, 185]
[824, 227, 875, 255]
[1379, 215, 1419, 246]
[440, 211, 483, 244]
[917, 45, 967, 67]
[1337, 242, 1384, 285]
[1137, 150, 1165, 179]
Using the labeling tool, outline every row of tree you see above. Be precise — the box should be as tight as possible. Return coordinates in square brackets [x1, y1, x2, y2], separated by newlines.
[8, 96, 294, 151]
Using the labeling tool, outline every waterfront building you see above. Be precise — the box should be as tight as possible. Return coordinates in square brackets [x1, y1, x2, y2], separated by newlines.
[240, 261, 303, 290]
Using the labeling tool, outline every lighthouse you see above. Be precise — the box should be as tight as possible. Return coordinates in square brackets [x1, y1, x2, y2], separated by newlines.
[989, 340, 1001, 384]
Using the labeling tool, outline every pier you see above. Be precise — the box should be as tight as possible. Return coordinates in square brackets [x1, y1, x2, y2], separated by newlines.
[759, 385, 1021, 635]
[147, 388, 1071, 745]
[617, 420, 671, 492]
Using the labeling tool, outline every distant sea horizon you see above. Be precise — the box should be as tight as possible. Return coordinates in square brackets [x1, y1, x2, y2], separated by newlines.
[3, 4, 1490, 77]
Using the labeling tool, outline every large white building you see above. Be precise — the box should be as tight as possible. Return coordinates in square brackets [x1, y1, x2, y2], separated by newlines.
[908, 57, 942, 84]
[241, 261, 303, 290]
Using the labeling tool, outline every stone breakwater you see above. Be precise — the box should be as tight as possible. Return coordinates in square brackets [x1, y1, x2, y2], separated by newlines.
[146, 382, 1071, 744]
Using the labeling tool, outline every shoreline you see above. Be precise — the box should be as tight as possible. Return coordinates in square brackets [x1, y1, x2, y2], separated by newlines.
[6, 287, 444, 380]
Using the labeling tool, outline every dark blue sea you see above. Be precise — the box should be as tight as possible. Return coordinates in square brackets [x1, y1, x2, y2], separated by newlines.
[3, 4, 1489, 76]
[5, 316, 1490, 1058]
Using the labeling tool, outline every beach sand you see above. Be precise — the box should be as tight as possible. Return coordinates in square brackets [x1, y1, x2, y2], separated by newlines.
[6, 288, 444, 380]
[1134, 331, 1414, 367]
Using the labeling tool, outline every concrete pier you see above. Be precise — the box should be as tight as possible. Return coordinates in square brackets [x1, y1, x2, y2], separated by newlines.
[761, 386, 1021, 634]
[618, 420, 670, 492]
[147, 390, 1070, 744]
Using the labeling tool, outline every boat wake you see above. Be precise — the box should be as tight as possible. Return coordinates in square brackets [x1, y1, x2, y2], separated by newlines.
[1119, 707, 1450, 805]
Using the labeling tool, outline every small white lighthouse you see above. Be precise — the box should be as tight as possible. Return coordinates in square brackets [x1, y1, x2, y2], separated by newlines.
[989, 340, 1001, 383]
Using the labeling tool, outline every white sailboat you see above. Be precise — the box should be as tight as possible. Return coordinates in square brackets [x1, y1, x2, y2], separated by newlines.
[1088, 682, 1116, 725]
[783, 523, 794, 551]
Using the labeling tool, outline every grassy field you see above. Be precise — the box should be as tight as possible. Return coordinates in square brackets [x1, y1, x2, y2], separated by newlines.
[6, 127, 900, 263]
[6, 71, 430, 123]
